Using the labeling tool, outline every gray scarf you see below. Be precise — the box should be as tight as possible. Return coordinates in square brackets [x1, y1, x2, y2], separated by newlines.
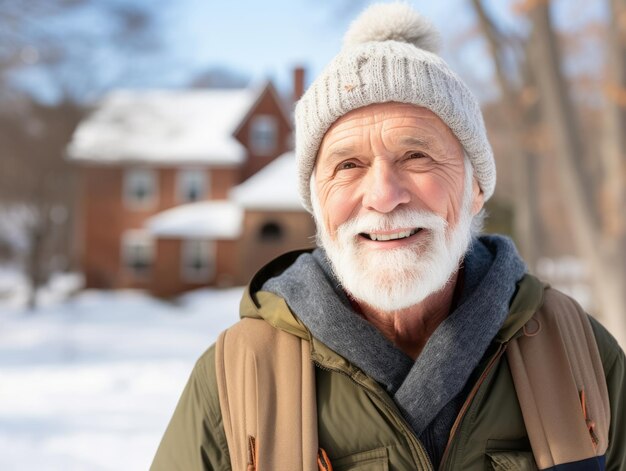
[262, 235, 526, 466]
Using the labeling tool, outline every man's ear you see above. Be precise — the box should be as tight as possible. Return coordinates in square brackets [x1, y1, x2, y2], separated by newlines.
[471, 177, 485, 216]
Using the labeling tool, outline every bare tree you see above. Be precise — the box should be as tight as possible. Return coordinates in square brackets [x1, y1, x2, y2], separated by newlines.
[470, 0, 626, 346]
[471, 0, 541, 268]
[0, 0, 161, 102]
[0, 0, 162, 308]
[527, 1, 626, 347]
[0, 100, 84, 309]
[602, 0, 626, 240]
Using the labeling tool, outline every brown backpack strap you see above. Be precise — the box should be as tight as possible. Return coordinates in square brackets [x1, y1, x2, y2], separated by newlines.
[215, 318, 319, 471]
[507, 288, 610, 469]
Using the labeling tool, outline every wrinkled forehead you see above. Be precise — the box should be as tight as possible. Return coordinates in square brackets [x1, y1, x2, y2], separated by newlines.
[317, 102, 463, 165]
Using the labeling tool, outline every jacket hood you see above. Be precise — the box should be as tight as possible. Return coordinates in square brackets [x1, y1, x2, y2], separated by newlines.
[239, 249, 546, 345]
[240, 250, 313, 340]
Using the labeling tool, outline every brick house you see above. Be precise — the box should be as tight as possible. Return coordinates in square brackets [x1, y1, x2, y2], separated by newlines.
[68, 78, 315, 296]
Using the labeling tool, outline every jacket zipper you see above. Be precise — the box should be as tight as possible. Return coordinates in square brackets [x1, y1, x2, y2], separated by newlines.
[438, 342, 507, 469]
[313, 360, 435, 470]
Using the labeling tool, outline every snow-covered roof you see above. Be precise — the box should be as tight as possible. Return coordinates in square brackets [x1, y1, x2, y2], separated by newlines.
[230, 151, 305, 211]
[146, 201, 243, 239]
[67, 88, 258, 165]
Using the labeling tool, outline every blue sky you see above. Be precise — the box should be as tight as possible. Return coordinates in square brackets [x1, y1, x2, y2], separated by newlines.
[12, 0, 607, 103]
[160, 0, 607, 95]
[162, 0, 483, 93]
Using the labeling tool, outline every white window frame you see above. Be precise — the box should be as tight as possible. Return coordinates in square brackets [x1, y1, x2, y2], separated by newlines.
[181, 239, 215, 283]
[249, 114, 278, 156]
[121, 230, 154, 279]
[123, 168, 158, 210]
[176, 169, 209, 203]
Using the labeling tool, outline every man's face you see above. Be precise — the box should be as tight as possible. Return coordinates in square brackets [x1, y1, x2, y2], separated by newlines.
[312, 102, 484, 312]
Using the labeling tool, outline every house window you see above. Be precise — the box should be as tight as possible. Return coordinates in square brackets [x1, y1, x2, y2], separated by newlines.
[124, 168, 158, 210]
[258, 221, 283, 242]
[181, 239, 214, 283]
[249, 115, 277, 156]
[177, 169, 208, 203]
[121, 230, 154, 278]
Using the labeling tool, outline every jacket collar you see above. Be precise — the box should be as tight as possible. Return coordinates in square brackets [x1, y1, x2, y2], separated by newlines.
[239, 249, 546, 368]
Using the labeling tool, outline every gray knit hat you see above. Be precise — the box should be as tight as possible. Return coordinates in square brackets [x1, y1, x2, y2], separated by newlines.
[295, 2, 495, 212]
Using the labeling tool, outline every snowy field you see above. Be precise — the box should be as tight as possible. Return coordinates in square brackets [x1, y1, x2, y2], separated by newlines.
[0, 270, 242, 471]
[0, 257, 602, 470]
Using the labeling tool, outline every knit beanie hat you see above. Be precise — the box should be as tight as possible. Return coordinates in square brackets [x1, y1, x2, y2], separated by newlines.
[295, 2, 495, 212]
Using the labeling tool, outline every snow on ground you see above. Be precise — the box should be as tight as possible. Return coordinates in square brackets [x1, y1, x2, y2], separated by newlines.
[0, 256, 600, 470]
[0, 276, 242, 471]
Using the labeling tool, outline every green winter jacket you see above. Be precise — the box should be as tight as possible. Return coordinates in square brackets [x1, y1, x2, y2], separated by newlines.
[151, 252, 626, 471]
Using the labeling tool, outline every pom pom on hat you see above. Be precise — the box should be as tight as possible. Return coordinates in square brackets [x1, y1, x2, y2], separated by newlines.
[343, 2, 441, 53]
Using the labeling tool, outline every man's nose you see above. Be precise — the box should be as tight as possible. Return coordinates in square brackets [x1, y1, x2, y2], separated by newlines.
[361, 163, 411, 213]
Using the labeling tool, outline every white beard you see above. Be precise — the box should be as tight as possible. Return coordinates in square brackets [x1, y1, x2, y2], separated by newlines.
[311, 167, 476, 313]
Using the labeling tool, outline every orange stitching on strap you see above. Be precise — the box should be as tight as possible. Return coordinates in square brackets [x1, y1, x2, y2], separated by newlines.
[580, 389, 600, 449]
[317, 448, 333, 471]
[247, 435, 257, 471]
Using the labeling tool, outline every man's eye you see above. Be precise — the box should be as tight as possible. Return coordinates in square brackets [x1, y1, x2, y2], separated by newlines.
[338, 161, 357, 170]
[408, 151, 427, 159]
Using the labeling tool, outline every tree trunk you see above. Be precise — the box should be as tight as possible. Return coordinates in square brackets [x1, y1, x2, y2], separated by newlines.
[26, 217, 46, 311]
[470, 0, 539, 268]
[602, 0, 626, 240]
[527, 1, 626, 347]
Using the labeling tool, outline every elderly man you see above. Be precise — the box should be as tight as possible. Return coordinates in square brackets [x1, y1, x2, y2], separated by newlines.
[152, 3, 625, 470]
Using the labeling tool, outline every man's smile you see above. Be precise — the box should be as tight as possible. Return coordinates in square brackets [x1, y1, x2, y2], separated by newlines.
[358, 227, 423, 242]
